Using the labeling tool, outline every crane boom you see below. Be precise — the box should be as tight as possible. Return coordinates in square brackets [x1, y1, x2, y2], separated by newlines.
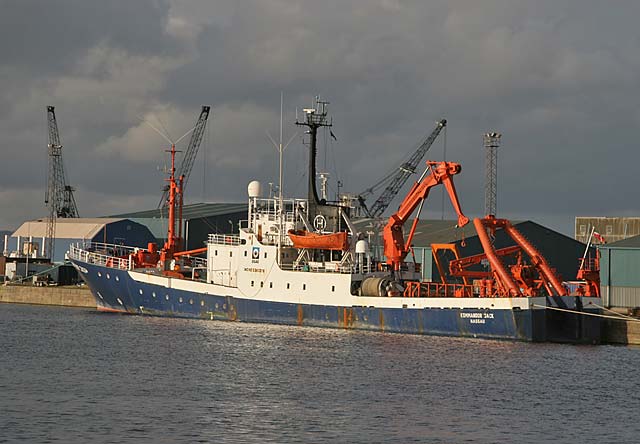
[383, 160, 468, 271]
[159, 106, 211, 207]
[364, 119, 446, 218]
[45, 106, 79, 260]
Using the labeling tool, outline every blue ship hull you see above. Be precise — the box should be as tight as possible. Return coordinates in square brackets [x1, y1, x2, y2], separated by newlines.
[71, 259, 601, 344]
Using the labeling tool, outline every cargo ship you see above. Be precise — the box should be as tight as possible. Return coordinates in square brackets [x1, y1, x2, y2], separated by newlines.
[67, 100, 601, 343]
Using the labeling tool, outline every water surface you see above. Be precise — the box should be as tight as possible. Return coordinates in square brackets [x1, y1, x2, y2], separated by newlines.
[1, 303, 638, 443]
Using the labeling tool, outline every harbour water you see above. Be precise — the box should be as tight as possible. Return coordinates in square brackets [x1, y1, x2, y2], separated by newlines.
[1, 303, 639, 443]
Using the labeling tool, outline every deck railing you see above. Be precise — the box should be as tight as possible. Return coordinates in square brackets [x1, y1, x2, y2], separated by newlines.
[68, 242, 134, 270]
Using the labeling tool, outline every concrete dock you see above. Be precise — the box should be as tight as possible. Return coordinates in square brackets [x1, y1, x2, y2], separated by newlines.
[0, 284, 95, 308]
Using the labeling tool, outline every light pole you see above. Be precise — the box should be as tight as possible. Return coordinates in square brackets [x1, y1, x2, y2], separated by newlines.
[228, 220, 233, 234]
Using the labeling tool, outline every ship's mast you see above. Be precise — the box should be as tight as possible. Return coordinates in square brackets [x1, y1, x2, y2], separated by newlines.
[161, 143, 183, 267]
[295, 97, 332, 209]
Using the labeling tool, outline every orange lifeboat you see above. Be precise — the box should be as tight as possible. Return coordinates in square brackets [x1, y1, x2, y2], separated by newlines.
[287, 230, 349, 251]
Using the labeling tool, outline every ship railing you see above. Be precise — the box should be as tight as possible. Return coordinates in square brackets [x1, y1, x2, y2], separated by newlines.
[68, 242, 133, 270]
[403, 281, 476, 298]
[280, 262, 372, 274]
[208, 234, 243, 245]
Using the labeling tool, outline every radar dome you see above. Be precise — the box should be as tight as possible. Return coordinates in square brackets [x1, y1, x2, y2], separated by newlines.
[248, 181, 262, 198]
[355, 239, 369, 254]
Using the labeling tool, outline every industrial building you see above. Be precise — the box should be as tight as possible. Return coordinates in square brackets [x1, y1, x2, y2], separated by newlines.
[109, 202, 248, 251]
[599, 235, 640, 309]
[575, 216, 640, 244]
[5, 218, 156, 265]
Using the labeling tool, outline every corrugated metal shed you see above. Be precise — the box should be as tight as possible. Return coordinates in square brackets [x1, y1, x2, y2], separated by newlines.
[599, 235, 640, 308]
[575, 216, 640, 244]
[13, 218, 123, 239]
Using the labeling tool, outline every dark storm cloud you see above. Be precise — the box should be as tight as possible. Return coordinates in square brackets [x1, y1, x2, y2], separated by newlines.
[1, 0, 640, 234]
[0, 0, 175, 74]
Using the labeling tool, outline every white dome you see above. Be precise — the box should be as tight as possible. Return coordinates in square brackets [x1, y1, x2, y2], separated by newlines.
[247, 181, 262, 198]
[355, 239, 368, 254]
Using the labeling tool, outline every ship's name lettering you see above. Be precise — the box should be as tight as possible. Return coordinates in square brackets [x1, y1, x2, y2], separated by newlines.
[460, 312, 494, 320]
[243, 267, 265, 273]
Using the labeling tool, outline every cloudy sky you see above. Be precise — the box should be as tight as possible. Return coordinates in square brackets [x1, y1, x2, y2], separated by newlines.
[2, 0, 639, 236]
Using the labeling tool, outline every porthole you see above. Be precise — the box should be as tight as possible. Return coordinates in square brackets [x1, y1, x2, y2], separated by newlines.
[287, 283, 290, 289]
[269, 282, 273, 288]
[97, 271, 102, 277]
[179, 297, 183, 303]
[139, 289, 143, 295]
[189, 298, 193, 305]
[165, 295, 169, 301]
[260, 281, 263, 288]
[96, 291, 103, 300]
[115, 275, 119, 282]
[363, 315, 368, 321]
[152, 292, 156, 298]
[229, 251, 233, 257]
[325, 313, 330, 320]
[264, 252, 267, 258]
[223, 303, 227, 310]
[331, 285, 335, 292]
[106, 273, 110, 279]
[303, 284, 306, 290]
[251, 281, 254, 287]
[200, 300, 205, 307]
[117, 298, 123, 305]
[215, 303, 219, 309]
[244, 251, 247, 257]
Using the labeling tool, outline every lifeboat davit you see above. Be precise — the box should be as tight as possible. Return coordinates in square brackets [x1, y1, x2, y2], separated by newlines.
[287, 230, 349, 251]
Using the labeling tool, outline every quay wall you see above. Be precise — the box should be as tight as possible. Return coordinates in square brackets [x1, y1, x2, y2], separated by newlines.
[602, 318, 640, 345]
[0, 285, 95, 308]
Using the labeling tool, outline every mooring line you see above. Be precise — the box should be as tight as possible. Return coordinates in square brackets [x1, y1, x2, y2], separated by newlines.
[586, 301, 638, 321]
[531, 304, 640, 323]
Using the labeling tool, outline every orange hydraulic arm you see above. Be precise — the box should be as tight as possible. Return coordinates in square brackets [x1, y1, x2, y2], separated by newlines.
[474, 216, 568, 297]
[384, 161, 469, 271]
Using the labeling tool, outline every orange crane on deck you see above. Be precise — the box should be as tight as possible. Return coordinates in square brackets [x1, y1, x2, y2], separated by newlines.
[383, 160, 469, 272]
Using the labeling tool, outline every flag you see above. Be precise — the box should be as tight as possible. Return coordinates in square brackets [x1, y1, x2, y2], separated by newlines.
[593, 231, 606, 244]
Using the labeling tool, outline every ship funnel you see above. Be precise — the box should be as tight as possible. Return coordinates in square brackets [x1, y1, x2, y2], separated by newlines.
[248, 181, 262, 198]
